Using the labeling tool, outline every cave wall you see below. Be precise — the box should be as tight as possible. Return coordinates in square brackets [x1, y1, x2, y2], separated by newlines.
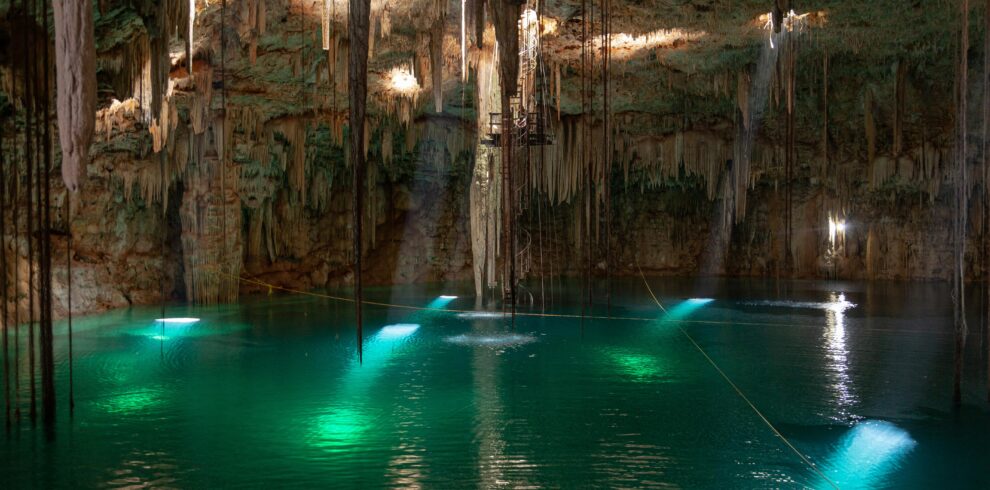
[2, 0, 988, 319]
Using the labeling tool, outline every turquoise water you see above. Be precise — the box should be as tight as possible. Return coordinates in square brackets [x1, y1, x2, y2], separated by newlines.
[2, 279, 989, 488]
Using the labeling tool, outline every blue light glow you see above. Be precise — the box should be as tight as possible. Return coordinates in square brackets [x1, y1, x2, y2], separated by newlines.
[155, 317, 200, 324]
[661, 298, 714, 322]
[375, 323, 421, 340]
[818, 420, 916, 489]
[428, 295, 458, 309]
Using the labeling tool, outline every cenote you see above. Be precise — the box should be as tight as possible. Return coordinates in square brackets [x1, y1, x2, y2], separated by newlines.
[5, 0, 990, 488]
[2, 279, 990, 488]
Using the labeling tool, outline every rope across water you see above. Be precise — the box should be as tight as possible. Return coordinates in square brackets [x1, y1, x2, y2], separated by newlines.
[201, 267, 840, 487]
[638, 273, 840, 490]
[200, 268, 954, 337]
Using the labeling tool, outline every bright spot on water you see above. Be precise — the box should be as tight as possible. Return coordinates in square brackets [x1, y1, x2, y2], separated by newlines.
[686, 298, 714, 304]
[439, 295, 458, 299]
[375, 324, 420, 340]
[445, 333, 536, 347]
[155, 317, 200, 324]
[151, 335, 169, 341]
[456, 312, 504, 320]
[743, 297, 855, 313]
[819, 420, 916, 489]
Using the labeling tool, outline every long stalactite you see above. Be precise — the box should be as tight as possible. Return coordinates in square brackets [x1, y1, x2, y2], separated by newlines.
[953, 0, 970, 408]
[1, 100, 9, 433]
[491, 0, 520, 313]
[985, 0, 990, 404]
[350, 0, 372, 361]
[52, 0, 96, 192]
[39, 0, 56, 431]
[24, 0, 37, 424]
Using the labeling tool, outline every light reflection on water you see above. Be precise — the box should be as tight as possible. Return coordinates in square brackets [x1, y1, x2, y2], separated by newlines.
[823, 292, 859, 420]
[2, 280, 989, 488]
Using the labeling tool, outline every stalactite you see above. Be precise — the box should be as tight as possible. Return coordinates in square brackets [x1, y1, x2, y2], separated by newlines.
[603, 0, 613, 312]
[1, 109, 9, 432]
[180, 153, 242, 305]
[784, 28, 797, 275]
[474, 0, 486, 49]
[9, 89, 21, 424]
[893, 60, 907, 156]
[471, 43, 501, 295]
[112, 98, 142, 140]
[53, 0, 97, 192]
[350, 0, 371, 361]
[864, 88, 877, 165]
[322, 0, 332, 50]
[952, 0, 970, 408]
[271, 119, 309, 203]
[429, 15, 445, 113]
[23, 2, 38, 423]
[822, 50, 829, 174]
[491, 0, 520, 309]
[738, 72, 751, 130]
[190, 68, 213, 135]
[984, 0, 990, 404]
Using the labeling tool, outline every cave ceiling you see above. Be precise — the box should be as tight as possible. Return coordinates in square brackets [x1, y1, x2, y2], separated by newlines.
[63, 0, 955, 124]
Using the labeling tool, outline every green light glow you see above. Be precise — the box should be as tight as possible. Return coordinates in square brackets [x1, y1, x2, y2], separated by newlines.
[302, 321, 423, 451]
[306, 406, 371, 453]
[95, 388, 164, 415]
[608, 350, 667, 381]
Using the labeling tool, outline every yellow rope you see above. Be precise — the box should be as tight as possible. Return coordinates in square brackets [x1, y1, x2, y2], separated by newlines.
[207, 268, 663, 322]
[638, 274, 839, 490]
[205, 267, 840, 486]
[637, 263, 667, 314]
[201, 268, 953, 338]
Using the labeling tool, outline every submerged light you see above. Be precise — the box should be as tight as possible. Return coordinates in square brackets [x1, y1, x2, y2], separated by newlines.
[818, 420, 916, 489]
[155, 317, 200, 324]
[376, 323, 421, 340]
[428, 295, 459, 309]
[661, 297, 715, 322]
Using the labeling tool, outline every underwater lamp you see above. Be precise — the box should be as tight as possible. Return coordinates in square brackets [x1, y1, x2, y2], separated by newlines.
[376, 324, 421, 340]
[818, 420, 916, 488]
[428, 295, 459, 309]
[155, 317, 200, 324]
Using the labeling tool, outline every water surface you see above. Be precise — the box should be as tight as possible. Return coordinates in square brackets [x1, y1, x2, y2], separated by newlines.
[2, 278, 988, 488]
